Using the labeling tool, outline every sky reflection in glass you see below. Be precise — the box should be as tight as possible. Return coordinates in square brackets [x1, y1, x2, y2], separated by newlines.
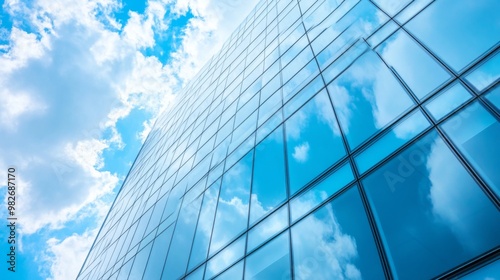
[363, 131, 500, 279]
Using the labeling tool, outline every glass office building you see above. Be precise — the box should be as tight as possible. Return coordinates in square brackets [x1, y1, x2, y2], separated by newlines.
[78, 0, 500, 279]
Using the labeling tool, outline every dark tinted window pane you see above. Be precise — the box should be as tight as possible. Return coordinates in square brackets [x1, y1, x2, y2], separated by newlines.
[441, 102, 500, 197]
[460, 259, 500, 280]
[328, 51, 414, 150]
[285, 91, 346, 195]
[291, 185, 385, 280]
[363, 131, 500, 279]
[210, 151, 252, 254]
[406, 0, 500, 72]
[251, 125, 287, 224]
[245, 231, 291, 280]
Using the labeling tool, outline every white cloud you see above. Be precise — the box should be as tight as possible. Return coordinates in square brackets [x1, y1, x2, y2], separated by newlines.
[292, 202, 361, 280]
[138, 118, 156, 143]
[168, 0, 260, 82]
[0, 88, 47, 130]
[293, 142, 310, 163]
[426, 137, 494, 252]
[0, 0, 260, 278]
[0, 27, 46, 74]
[44, 228, 99, 280]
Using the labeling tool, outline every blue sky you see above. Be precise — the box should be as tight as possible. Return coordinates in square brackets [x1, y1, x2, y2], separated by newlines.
[0, 0, 258, 279]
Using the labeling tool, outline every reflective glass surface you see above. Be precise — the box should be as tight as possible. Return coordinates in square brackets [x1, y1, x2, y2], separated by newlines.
[247, 204, 288, 253]
[128, 243, 152, 279]
[185, 264, 205, 280]
[79, 1, 500, 279]
[285, 90, 345, 195]
[441, 102, 500, 197]
[244, 231, 291, 280]
[460, 259, 500, 280]
[328, 51, 414, 149]
[142, 227, 174, 279]
[291, 185, 385, 279]
[372, 0, 410, 16]
[355, 109, 430, 174]
[210, 151, 252, 254]
[406, 0, 500, 72]
[465, 50, 500, 92]
[250, 126, 287, 224]
[206, 235, 246, 279]
[485, 85, 500, 113]
[290, 160, 354, 222]
[188, 181, 221, 270]
[214, 261, 244, 280]
[363, 131, 500, 279]
[424, 82, 472, 121]
[377, 30, 451, 99]
[163, 185, 203, 279]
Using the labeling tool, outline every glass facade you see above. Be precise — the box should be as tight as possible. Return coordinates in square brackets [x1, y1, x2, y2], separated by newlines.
[77, 0, 500, 279]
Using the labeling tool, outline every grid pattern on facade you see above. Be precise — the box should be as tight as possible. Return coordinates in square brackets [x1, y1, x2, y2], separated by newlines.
[78, 0, 500, 279]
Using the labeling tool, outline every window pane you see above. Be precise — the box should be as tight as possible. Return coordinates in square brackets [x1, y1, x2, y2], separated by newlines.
[214, 260, 244, 280]
[245, 231, 291, 280]
[285, 91, 346, 195]
[424, 82, 472, 121]
[406, 0, 500, 72]
[291, 185, 385, 280]
[210, 151, 252, 254]
[128, 242, 153, 279]
[206, 235, 246, 279]
[247, 205, 288, 253]
[394, 0, 432, 24]
[290, 160, 354, 222]
[142, 226, 174, 279]
[256, 109, 283, 144]
[284, 76, 324, 119]
[163, 189, 203, 279]
[441, 101, 500, 197]
[355, 109, 430, 174]
[367, 20, 398, 48]
[188, 181, 221, 270]
[372, 0, 410, 16]
[328, 51, 414, 149]
[258, 89, 281, 126]
[460, 259, 500, 280]
[251, 126, 287, 224]
[377, 30, 451, 99]
[485, 84, 500, 113]
[465, 50, 500, 92]
[362, 131, 500, 279]
[185, 264, 204, 280]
